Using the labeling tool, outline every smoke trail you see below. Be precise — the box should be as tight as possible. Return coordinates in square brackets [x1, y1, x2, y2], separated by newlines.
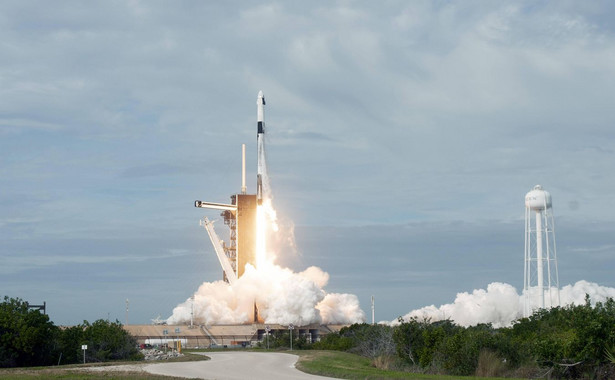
[395, 280, 615, 328]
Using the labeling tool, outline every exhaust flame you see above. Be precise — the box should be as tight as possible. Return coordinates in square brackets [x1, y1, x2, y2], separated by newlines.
[256, 199, 279, 268]
[256, 205, 266, 268]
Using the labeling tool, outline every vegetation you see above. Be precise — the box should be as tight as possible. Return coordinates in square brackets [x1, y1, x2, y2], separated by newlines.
[306, 296, 615, 379]
[1, 296, 141, 368]
[0, 366, 196, 379]
[0, 297, 58, 367]
[295, 350, 525, 380]
[59, 319, 142, 363]
[0, 370, 187, 379]
[4, 293, 615, 379]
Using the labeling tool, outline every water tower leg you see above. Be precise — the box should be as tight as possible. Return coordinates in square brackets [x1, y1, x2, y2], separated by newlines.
[536, 211, 544, 309]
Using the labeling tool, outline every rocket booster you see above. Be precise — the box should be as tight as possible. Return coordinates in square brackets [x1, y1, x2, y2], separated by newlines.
[256, 91, 266, 205]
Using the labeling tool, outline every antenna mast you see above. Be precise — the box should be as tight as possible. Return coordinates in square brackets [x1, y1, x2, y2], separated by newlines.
[371, 295, 375, 325]
[241, 144, 247, 194]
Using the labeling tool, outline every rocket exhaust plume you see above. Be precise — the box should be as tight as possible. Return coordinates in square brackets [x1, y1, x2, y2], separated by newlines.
[393, 280, 615, 328]
[171, 91, 365, 326]
[168, 263, 364, 325]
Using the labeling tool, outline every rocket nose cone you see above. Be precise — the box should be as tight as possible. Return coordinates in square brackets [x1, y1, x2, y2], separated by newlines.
[258, 90, 264, 98]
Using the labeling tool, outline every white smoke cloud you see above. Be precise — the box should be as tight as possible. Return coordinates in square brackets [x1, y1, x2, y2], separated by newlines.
[318, 293, 365, 325]
[396, 280, 615, 328]
[559, 280, 615, 305]
[167, 262, 365, 325]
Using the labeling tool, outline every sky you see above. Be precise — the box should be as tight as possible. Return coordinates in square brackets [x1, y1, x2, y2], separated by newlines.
[2, 1, 615, 326]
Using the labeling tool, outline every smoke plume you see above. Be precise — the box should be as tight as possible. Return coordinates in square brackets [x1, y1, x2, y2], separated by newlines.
[396, 280, 615, 328]
[167, 263, 365, 325]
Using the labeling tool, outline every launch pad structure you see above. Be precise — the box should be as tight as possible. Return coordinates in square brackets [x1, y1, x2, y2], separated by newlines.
[123, 323, 346, 349]
[197, 192, 258, 281]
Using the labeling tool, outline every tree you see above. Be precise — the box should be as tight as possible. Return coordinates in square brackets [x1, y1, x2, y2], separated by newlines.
[1, 296, 143, 367]
[393, 318, 460, 368]
[311, 331, 353, 351]
[433, 323, 497, 376]
[0, 296, 59, 367]
[80, 319, 141, 362]
[57, 325, 85, 364]
[393, 317, 424, 366]
[338, 323, 395, 359]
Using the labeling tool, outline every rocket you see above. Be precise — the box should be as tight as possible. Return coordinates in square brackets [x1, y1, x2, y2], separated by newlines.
[256, 90, 265, 205]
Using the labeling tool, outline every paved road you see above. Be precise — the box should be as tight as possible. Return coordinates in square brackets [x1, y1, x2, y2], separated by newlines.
[144, 351, 338, 380]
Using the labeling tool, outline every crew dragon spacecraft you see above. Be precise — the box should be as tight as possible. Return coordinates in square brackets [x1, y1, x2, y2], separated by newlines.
[194, 91, 268, 285]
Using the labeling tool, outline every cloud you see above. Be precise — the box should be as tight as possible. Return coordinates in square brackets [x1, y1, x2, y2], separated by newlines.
[119, 163, 191, 179]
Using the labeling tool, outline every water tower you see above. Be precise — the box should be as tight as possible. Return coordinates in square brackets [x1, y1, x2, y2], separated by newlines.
[523, 185, 560, 317]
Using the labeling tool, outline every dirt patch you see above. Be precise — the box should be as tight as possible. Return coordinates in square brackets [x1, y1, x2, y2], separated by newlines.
[81, 363, 148, 372]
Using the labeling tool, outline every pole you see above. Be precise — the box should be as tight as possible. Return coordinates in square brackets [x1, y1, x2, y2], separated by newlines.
[241, 144, 246, 194]
[190, 295, 194, 329]
[265, 326, 270, 349]
[371, 295, 375, 325]
[536, 211, 544, 308]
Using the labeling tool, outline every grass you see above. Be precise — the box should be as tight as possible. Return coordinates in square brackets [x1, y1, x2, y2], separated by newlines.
[0, 370, 188, 379]
[0, 352, 207, 380]
[295, 350, 527, 380]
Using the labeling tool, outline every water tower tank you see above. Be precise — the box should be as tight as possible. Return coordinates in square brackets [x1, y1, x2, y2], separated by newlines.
[525, 185, 552, 210]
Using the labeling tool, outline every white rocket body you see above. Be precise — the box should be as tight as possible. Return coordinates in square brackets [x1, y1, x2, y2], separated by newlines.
[256, 91, 266, 205]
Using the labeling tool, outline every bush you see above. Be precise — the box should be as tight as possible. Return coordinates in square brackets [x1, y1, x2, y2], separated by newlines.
[57, 325, 86, 364]
[390, 295, 615, 377]
[1, 295, 143, 367]
[0, 296, 60, 367]
[393, 318, 460, 368]
[475, 350, 508, 377]
[338, 323, 396, 359]
[80, 319, 142, 362]
[312, 332, 353, 351]
[372, 354, 399, 370]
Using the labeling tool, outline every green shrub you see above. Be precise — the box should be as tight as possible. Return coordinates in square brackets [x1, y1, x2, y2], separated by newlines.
[0, 296, 60, 367]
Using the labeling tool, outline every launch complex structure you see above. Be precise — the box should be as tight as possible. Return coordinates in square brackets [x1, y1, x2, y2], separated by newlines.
[194, 91, 268, 320]
[124, 117, 344, 346]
